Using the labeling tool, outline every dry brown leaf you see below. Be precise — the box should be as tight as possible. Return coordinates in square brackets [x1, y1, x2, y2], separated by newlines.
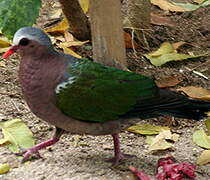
[148, 130, 179, 152]
[50, 8, 62, 19]
[178, 86, 210, 101]
[64, 31, 74, 42]
[0, 61, 6, 67]
[155, 76, 181, 88]
[124, 32, 139, 49]
[193, 0, 205, 4]
[151, 0, 190, 12]
[55, 36, 65, 42]
[151, 13, 176, 27]
[172, 41, 187, 50]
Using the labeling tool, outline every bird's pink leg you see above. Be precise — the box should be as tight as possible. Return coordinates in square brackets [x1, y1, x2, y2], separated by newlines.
[112, 133, 125, 164]
[106, 134, 125, 165]
[16, 127, 65, 162]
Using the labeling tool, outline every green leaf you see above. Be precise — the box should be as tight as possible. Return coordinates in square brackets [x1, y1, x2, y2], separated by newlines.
[144, 42, 209, 66]
[127, 124, 169, 135]
[0, 164, 10, 174]
[0, 119, 35, 152]
[197, 150, 210, 165]
[0, 0, 41, 39]
[193, 129, 210, 149]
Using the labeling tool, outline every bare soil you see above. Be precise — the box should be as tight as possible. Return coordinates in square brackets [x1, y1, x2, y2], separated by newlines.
[0, 1, 210, 180]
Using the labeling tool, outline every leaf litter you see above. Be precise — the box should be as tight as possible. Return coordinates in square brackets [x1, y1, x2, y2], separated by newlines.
[0, 119, 34, 153]
[0, 163, 10, 174]
[144, 42, 209, 66]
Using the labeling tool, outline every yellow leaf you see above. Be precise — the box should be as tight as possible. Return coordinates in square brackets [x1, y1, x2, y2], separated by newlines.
[79, 0, 89, 13]
[193, 129, 210, 149]
[148, 130, 178, 152]
[205, 119, 210, 134]
[0, 164, 10, 174]
[0, 119, 35, 152]
[127, 124, 169, 135]
[45, 18, 70, 33]
[177, 86, 210, 101]
[145, 42, 209, 66]
[62, 47, 81, 58]
[0, 38, 11, 48]
[59, 40, 89, 48]
[151, 0, 191, 12]
[148, 42, 174, 57]
[197, 150, 210, 165]
[0, 138, 10, 146]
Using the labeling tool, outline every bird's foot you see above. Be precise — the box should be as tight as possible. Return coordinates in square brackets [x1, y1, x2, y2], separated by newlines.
[15, 137, 60, 163]
[106, 153, 134, 166]
[15, 148, 42, 163]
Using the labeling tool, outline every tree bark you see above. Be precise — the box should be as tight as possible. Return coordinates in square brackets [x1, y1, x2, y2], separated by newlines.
[89, 0, 127, 70]
[59, 0, 91, 41]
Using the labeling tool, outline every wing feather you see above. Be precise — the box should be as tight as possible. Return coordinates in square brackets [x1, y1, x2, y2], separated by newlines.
[55, 59, 158, 122]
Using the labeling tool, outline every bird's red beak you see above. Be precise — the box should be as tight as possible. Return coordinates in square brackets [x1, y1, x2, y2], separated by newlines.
[2, 45, 19, 59]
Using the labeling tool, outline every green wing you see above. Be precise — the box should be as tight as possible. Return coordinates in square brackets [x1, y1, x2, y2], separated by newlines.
[55, 59, 158, 123]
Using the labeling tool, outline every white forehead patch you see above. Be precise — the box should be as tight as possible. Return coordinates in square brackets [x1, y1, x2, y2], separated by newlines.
[55, 77, 75, 94]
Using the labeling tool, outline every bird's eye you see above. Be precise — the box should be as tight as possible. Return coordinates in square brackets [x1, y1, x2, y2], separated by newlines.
[19, 38, 30, 46]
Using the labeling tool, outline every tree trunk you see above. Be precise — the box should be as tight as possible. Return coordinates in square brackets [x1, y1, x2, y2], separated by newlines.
[59, 0, 91, 41]
[89, 0, 127, 70]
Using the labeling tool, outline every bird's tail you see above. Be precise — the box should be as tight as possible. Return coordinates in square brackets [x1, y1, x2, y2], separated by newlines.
[155, 89, 210, 120]
[158, 98, 210, 120]
[123, 89, 210, 121]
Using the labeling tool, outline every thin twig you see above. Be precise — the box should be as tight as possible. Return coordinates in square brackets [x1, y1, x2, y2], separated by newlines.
[131, 29, 138, 58]
[10, 99, 21, 112]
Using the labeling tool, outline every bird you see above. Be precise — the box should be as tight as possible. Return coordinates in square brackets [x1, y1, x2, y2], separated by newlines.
[2, 27, 210, 165]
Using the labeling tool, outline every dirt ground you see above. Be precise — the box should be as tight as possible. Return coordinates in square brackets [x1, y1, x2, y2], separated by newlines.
[0, 1, 210, 180]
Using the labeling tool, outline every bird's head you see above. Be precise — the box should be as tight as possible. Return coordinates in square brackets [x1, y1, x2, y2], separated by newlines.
[2, 27, 53, 59]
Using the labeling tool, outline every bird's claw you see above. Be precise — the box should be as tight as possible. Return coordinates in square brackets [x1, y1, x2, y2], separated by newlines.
[106, 153, 134, 166]
[15, 148, 42, 163]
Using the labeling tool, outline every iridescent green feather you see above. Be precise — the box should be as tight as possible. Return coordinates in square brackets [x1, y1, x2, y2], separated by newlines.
[56, 59, 158, 123]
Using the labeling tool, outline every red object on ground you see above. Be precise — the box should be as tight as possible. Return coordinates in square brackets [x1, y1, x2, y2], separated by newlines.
[130, 156, 196, 180]
[129, 166, 153, 180]
[156, 157, 196, 180]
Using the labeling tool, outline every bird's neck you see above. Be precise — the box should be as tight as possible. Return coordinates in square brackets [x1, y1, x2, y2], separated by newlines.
[18, 52, 65, 115]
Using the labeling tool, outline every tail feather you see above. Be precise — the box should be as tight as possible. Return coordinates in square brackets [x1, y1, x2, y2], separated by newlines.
[159, 98, 210, 120]
[122, 89, 210, 120]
